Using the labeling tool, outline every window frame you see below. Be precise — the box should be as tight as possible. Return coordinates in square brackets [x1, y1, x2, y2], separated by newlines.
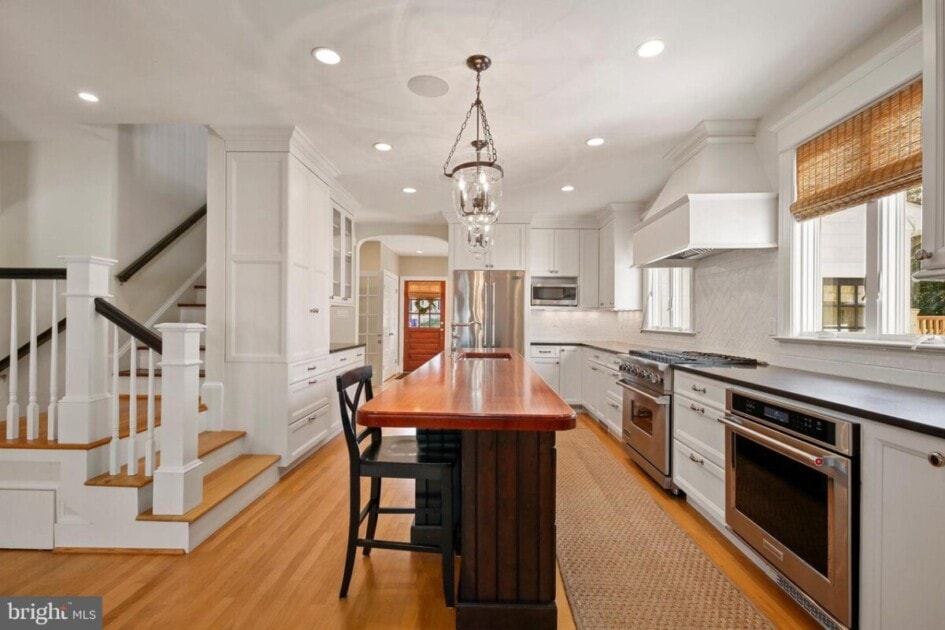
[642, 267, 695, 334]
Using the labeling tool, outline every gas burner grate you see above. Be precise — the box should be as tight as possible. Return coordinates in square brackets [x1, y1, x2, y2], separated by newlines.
[624, 349, 760, 367]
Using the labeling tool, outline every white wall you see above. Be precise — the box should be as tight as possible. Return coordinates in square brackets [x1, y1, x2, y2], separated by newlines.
[113, 124, 207, 322]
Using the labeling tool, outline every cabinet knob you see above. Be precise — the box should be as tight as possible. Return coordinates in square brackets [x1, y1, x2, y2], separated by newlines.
[929, 452, 945, 467]
[914, 249, 934, 261]
[310, 308, 319, 314]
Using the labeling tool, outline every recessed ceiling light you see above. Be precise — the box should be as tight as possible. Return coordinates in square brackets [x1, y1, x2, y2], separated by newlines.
[586, 137, 605, 147]
[416, 250, 424, 254]
[402, 187, 417, 194]
[311, 47, 341, 65]
[636, 40, 665, 58]
[561, 185, 575, 192]
[77, 92, 99, 103]
[373, 142, 392, 152]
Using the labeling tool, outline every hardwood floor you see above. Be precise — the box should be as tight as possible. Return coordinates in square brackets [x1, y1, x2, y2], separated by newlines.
[0, 414, 814, 629]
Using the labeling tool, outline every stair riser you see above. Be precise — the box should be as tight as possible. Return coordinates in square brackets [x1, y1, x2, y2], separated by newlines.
[178, 306, 206, 325]
[194, 288, 206, 304]
[186, 464, 279, 551]
[198, 436, 245, 477]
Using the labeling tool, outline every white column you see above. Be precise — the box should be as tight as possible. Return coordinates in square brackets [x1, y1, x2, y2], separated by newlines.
[56, 256, 116, 444]
[152, 322, 205, 515]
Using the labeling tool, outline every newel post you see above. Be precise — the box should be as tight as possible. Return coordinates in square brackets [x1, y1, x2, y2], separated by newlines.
[56, 256, 116, 444]
[152, 323, 205, 515]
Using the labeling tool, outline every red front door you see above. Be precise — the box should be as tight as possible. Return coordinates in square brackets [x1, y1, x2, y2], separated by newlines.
[403, 280, 445, 372]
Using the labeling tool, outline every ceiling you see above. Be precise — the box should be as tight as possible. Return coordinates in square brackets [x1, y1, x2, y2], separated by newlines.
[0, 0, 914, 224]
[371, 235, 448, 257]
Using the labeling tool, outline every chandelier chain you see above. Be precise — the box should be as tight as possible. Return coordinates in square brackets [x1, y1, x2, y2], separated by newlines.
[443, 68, 500, 175]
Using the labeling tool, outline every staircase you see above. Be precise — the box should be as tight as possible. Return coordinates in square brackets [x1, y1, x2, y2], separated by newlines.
[0, 261, 281, 553]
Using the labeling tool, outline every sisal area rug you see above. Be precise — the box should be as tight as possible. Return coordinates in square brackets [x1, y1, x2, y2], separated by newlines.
[555, 424, 774, 630]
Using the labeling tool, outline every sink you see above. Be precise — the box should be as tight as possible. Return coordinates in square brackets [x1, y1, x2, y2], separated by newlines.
[457, 351, 513, 360]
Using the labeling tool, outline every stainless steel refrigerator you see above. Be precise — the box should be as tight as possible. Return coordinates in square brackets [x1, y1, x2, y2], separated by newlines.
[452, 270, 525, 354]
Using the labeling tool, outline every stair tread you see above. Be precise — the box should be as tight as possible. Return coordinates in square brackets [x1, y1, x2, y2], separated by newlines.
[193, 284, 206, 289]
[137, 344, 205, 350]
[119, 369, 206, 378]
[177, 303, 206, 308]
[85, 430, 246, 488]
[136, 454, 280, 523]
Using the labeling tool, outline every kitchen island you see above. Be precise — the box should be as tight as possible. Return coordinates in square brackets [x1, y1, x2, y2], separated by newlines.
[358, 349, 576, 630]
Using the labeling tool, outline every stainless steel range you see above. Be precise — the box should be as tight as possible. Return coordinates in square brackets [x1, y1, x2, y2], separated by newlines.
[617, 349, 759, 491]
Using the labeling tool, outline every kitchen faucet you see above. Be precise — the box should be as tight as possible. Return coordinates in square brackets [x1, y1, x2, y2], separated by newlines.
[451, 321, 482, 354]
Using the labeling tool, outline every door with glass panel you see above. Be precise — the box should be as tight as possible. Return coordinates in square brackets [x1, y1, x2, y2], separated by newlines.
[403, 280, 446, 371]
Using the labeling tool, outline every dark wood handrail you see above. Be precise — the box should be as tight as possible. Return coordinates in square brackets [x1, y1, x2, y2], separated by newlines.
[115, 204, 207, 284]
[0, 268, 67, 280]
[0, 318, 67, 374]
[94, 298, 162, 353]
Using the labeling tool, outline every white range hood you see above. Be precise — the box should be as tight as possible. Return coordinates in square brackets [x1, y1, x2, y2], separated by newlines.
[632, 120, 778, 267]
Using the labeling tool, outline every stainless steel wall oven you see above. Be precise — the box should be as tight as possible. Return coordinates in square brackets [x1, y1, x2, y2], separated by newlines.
[721, 388, 858, 630]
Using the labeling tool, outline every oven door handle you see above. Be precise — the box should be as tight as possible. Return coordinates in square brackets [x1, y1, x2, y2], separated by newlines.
[617, 380, 670, 406]
[718, 416, 848, 476]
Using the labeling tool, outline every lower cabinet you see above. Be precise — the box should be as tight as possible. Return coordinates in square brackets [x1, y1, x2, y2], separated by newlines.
[859, 421, 945, 629]
[559, 345, 583, 404]
[581, 348, 622, 437]
[531, 358, 561, 393]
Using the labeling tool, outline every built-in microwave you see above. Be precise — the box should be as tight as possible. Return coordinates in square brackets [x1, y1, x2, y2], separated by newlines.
[531, 277, 578, 307]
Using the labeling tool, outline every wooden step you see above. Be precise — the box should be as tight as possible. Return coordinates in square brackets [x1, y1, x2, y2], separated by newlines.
[193, 284, 206, 289]
[85, 430, 246, 488]
[136, 454, 280, 523]
[119, 369, 206, 378]
[137, 344, 205, 351]
[177, 303, 206, 308]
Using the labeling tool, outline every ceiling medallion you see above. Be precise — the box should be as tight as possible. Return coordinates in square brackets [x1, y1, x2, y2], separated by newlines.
[443, 54, 503, 234]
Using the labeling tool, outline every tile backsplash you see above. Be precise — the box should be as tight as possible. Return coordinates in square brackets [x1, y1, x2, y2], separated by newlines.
[532, 249, 945, 393]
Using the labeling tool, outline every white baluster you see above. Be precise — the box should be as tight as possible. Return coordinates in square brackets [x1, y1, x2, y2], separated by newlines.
[26, 280, 38, 439]
[145, 349, 156, 476]
[6, 280, 19, 440]
[109, 324, 120, 475]
[127, 336, 138, 475]
[47, 280, 59, 441]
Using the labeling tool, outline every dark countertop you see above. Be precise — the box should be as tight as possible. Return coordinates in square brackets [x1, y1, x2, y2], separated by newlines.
[531, 340, 629, 355]
[329, 342, 366, 354]
[675, 364, 945, 440]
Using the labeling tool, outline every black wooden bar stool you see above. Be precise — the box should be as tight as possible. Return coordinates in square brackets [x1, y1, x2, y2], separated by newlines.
[336, 365, 459, 607]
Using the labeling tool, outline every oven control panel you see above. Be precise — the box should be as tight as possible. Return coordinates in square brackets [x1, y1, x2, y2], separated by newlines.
[731, 393, 837, 445]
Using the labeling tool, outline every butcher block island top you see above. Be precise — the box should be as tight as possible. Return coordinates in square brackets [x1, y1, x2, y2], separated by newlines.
[358, 348, 576, 432]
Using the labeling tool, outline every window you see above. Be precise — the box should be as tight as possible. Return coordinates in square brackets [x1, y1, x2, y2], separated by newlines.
[795, 186, 945, 338]
[643, 267, 693, 333]
[406, 282, 442, 329]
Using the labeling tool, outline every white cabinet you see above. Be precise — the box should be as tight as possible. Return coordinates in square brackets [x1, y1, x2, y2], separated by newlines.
[672, 371, 729, 524]
[860, 421, 945, 629]
[579, 230, 599, 309]
[919, 0, 945, 277]
[598, 208, 644, 310]
[218, 128, 347, 467]
[451, 223, 527, 270]
[331, 205, 355, 304]
[531, 358, 560, 393]
[559, 345, 583, 405]
[581, 348, 622, 436]
[530, 229, 580, 277]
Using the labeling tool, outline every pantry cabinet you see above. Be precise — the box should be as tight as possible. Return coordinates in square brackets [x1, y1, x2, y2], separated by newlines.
[859, 421, 945, 629]
[451, 223, 528, 271]
[530, 229, 581, 277]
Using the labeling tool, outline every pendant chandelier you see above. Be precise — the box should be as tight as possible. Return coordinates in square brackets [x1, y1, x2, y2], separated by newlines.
[464, 224, 494, 259]
[443, 55, 503, 232]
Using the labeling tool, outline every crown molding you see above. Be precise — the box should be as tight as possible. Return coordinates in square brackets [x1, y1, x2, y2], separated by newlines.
[210, 125, 341, 182]
[664, 120, 758, 170]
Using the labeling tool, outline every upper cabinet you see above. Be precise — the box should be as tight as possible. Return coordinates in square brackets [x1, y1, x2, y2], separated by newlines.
[530, 229, 580, 276]
[452, 223, 528, 271]
[919, 0, 945, 277]
[331, 205, 356, 304]
[579, 230, 599, 309]
[599, 207, 644, 310]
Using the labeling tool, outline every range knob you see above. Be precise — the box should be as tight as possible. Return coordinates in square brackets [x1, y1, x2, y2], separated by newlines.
[648, 372, 661, 384]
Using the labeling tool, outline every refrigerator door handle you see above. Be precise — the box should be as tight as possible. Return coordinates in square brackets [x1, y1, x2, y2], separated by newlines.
[491, 281, 496, 348]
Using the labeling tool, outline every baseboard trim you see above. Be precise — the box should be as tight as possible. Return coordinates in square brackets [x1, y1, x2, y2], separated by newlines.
[53, 546, 185, 555]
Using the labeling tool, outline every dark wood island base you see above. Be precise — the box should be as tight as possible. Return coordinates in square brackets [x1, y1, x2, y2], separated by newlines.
[458, 429, 558, 629]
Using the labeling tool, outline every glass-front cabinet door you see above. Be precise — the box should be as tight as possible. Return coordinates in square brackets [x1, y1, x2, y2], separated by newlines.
[344, 214, 354, 301]
[332, 208, 342, 301]
[331, 206, 355, 304]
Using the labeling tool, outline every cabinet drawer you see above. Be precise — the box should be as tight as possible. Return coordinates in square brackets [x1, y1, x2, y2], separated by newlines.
[289, 356, 331, 384]
[530, 345, 560, 358]
[672, 439, 725, 525]
[332, 348, 365, 371]
[674, 371, 728, 410]
[288, 405, 330, 463]
[673, 394, 725, 468]
[601, 367, 622, 401]
[587, 349, 622, 371]
[289, 374, 331, 417]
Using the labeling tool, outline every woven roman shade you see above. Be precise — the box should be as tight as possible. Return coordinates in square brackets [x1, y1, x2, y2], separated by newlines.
[791, 79, 922, 221]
